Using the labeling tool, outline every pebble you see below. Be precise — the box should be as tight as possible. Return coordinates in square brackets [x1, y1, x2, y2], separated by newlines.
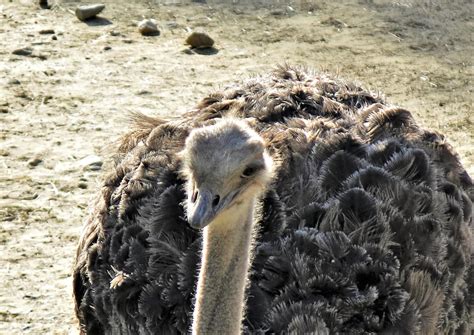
[166, 21, 179, 29]
[75, 4, 105, 21]
[322, 17, 348, 29]
[232, 8, 243, 15]
[39, 0, 50, 9]
[270, 9, 285, 16]
[185, 31, 214, 48]
[39, 29, 55, 34]
[78, 182, 88, 189]
[8, 79, 21, 85]
[103, 46, 111, 51]
[27, 157, 43, 167]
[138, 19, 159, 36]
[12, 47, 33, 56]
[78, 155, 103, 171]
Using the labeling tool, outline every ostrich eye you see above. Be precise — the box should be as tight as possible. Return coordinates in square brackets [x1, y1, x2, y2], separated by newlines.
[241, 166, 256, 178]
[212, 195, 220, 207]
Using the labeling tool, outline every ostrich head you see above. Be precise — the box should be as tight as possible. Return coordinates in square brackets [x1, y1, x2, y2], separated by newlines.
[182, 119, 273, 229]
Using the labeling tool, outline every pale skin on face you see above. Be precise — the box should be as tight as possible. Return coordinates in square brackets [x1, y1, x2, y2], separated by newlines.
[181, 119, 273, 335]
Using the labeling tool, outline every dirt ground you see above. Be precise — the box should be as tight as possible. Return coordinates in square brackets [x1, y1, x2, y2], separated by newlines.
[0, 0, 472, 333]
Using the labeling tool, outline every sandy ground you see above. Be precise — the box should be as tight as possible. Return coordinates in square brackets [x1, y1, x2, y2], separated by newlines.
[0, 0, 472, 333]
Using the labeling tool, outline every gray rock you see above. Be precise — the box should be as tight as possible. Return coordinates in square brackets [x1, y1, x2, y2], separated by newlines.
[138, 19, 159, 36]
[78, 182, 88, 189]
[166, 21, 179, 29]
[185, 31, 214, 49]
[39, 0, 50, 9]
[28, 157, 43, 167]
[78, 155, 103, 171]
[75, 4, 105, 21]
[270, 9, 285, 16]
[8, 79, 21, 85]
[12, 47, 33, 56]
[39, 29, 55, 34]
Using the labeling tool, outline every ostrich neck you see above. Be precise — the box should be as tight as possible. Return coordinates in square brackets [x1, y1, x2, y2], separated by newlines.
[192, 201, 255, 335]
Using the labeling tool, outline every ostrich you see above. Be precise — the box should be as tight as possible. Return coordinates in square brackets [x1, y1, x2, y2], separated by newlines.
[183, 120, 275, 334]
[73, 65, 473, 334]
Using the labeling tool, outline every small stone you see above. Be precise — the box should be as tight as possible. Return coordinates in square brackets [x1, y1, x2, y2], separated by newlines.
[185, 31, 214, 49]
[181, 48, 194, 55]
[78, 182, 88, 189]
[39, 29, 55, 34]
[321, 17, 348, 29]
[8, 79, 21, 85]
[138, 19, 159, 36]
[79, 155, 103, 171]
[12, 47, 33, 56]
[109, 30, 120, 36]
[270, 9, 285, 16]
[166, 21, 179, 29]
[39, 0, 50, 9]
[22, 192, 38, 200]
[103, 46, 111, 51]
[51, 35, 58, 40]
[75, 4, 105, 21]
[28, 157, 43, 167]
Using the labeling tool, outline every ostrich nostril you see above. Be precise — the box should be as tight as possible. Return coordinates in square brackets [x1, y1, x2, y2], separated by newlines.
[191, 191, 198, 203]
[212, 195, 220, 207]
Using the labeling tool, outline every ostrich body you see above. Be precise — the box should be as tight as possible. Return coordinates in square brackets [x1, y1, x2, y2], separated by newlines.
[73, 66, 473, 334]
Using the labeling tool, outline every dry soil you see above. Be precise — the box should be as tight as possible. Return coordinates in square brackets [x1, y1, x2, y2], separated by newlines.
[0, 0, 472, 333]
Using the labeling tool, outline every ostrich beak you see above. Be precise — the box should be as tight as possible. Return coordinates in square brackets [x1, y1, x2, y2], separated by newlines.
[187, 189, 216, 229]
[187, 187, 241, 229]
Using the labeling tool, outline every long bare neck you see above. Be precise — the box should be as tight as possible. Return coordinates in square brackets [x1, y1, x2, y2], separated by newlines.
[192, 201, 255, 335]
